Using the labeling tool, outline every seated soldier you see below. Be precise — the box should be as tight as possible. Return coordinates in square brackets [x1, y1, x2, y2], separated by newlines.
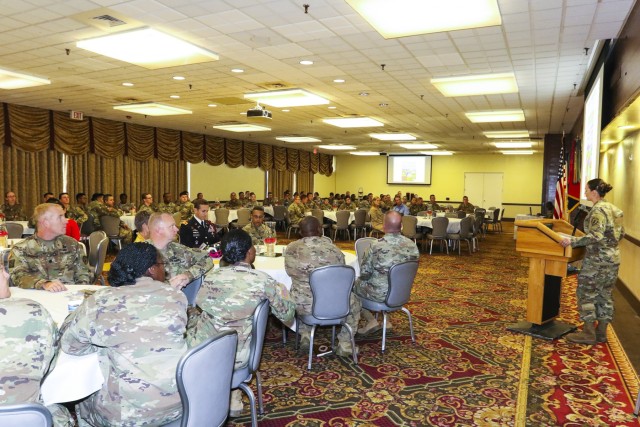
[186, 229, 294, 417]
[1, 190, 28, 220]
[225, 192, 242, 209]
[179, 198, 222, 248]
[117, 192, 134, 213]
[134, 210, 151, 242]
[338, 196, 358, 212]
[410, 197, 426, 216]
[287, 194, 306, 225]
[457, 196, 475, 214]
[138, 193, 158, 215]
[242, 206, 275, 245]
[61, 243, 187, 426]
[426, 194, 441, 212]
[99, 193, 133, 244]
[158, 192, 177, 214]
[87, 192, 105, 229]
[176, 191, 194, 221]
[11, 203, 91, 291]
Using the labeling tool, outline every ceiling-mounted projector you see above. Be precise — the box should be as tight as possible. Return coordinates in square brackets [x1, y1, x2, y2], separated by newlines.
[247, 104, 272, 120]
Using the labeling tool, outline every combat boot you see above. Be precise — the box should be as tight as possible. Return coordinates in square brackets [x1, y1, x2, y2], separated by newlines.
[566, 322, 597, 345]
[595, 320, 609, 343]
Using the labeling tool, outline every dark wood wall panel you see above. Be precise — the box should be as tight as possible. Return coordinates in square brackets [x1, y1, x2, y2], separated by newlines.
[609, 2, 640, 115]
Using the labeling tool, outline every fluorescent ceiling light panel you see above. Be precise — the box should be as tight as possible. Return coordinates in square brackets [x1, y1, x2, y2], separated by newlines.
[345, 0, 501, 39]
[113, 102, 191, 116]
[349, 151, 380, 156]
[420, 151, 453, 155]
[483, 130, 530, 138]
[318, 145, 356, 150]
[494, 142, 532, 148]
[0, 68, 50, 89]
[431, 73, 518, 97]
[212, 124, 271, 132]
[466, 109, 525, 123]
[501, 150, 534, 155]
[370, 133, 416, 141]
[244, 89, 329, 108]
[76, 28, 219, 69]
[323, 117, 384, 128]
[275, 136, 321, 143]
[398, 143, 438, 149]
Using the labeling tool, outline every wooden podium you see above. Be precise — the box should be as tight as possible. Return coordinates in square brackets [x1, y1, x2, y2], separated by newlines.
[509, 219, 585, 339]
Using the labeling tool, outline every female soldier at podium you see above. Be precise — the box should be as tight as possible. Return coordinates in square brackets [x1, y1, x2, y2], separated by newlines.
[560, 178, 624, 345]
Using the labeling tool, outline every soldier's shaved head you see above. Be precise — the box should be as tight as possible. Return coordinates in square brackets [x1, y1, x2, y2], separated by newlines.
[299, 216, 322, 237]
[383, 211, 402, 234]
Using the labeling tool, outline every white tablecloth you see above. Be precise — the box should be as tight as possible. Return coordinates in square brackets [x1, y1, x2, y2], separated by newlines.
[322, 211, 355, 223]
[416, 217, 462, 233]
[7, 220, 34, 235]
[9, 285, 106, 405]
[120, 214, 136, 230]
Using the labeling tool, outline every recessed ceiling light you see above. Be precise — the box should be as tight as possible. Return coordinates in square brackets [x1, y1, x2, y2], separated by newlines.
[318, 145, 356, 150]
[122, 82, 134, 87]
[323, 117, 384, 128]
[359, 92, 369, 96]
[501, 150, 534, 155]
[282, 109, 290, 112]
[379, 103, 389, 107]
[328, 106, 337, 109]
[113, 102, 192, 116]
[345, 0, 501, 38]
[398, 143, 438, 149]
[244, 88, 329, 107]
[370, 133, 416, 141]
[275, 136, 321, 143]
[212, 124, 271, 132]
[299, 60, 314, 65]
[465, 109, 525, 123]
[420, 150, 453, 156]
[494, 142, 532, 148]
[333, 79, 345, 83]
[431, 73, 518, 97]
[483, 130, 530, 138]
[231, 68, 244, 73]
[169, 95, 180, 99]
[208, 104, 217, 107]
[0, 68, 51, 89]
[76, 27, 219, 69]
[350, 151, 380, 156]
[172, 76, 185, 80]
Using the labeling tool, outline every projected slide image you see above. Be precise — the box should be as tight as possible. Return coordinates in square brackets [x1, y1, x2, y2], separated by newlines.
[394, 157, 424, 183]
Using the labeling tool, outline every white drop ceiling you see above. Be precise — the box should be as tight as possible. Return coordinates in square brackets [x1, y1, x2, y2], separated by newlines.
[0, 0, 635, 155]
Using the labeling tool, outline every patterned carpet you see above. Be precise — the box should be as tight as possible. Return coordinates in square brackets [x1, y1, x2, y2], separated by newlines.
[226, 224, 640, 427]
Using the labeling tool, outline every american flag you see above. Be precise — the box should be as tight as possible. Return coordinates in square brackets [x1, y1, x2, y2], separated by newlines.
[553, 142, 566, 219]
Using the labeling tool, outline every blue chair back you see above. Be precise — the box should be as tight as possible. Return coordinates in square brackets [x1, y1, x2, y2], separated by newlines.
[310, 265, 355, 320]
[386, 261, 419, 308]
[0, 403, 53, 427]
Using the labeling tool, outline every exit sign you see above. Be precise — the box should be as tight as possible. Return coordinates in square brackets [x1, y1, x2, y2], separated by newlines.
[70, 110, 84, 120]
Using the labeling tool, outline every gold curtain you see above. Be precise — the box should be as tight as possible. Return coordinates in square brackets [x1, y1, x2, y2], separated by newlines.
[183, 132, 204, 163]
[205, 135, 225, 166]
[66, 152, 187, 207]
[273, 146, 286, 171]
[1, 145, 63, 218]
[319, 153, 333, 176]
[7, 104, 50, 152]
[296, 170, 314, 194]
[125, 123, 154, 161]
[225, 139, 243, 168]
[268, 168, 294, 199]
[310, 152, 319, 173]
[156, 128, 180, 161]
[93, 118, 125, 158]
[287, 148, 299, 173]
[53, 111, 90, 155]
[259, 144, 273, 170]
[243, 141, 259, 168]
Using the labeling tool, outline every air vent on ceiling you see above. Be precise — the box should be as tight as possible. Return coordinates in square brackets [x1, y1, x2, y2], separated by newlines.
[209, 97, 253, 106]
[92, 14, 127, 27]
[71, 8, 142, 32]
[113, 97, 141, 103]
[257, 82, 292, 90]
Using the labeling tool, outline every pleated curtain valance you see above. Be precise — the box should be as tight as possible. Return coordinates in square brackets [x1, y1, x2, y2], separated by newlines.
[1, 102, 333, 176]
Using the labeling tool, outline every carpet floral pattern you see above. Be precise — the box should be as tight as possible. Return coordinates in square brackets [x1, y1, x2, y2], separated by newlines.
[228, 226, 639, 426]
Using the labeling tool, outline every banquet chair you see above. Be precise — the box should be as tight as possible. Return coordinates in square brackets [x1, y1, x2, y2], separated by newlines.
[447, 216, 474, 255]
[272, 205, 287, 231]
[497, 208, 505, 232]
[5, 222, 24, 238]
[425, 216, 449, 254]
[444, 212, 458, 218]
[311, 209, 329, 236]
[286, 213, 300, 239]
[182, 276, 203, 307]
[80, 214, 95, 238]
[233, 209, 251, 229]
[88, 231, 108, 285]
[295, 265, 357, 370]
[355, 237, 377, 266]
[0, 403, 53, 427]
[231, 299, 270, 427]
[456, 210, 466, 218]
[350, 209, 368, 240]
[401, 215, 423, 247]
[162, 330, 237, 427]
[173, 212, 182, 227]
[214, 208, 230, 232]
[472, 215, 484, 252]
[99, 215, 124, 251]
[332, 210, 351, 241]
[359, 260, 419, 352]
[484, 208, 501, 233]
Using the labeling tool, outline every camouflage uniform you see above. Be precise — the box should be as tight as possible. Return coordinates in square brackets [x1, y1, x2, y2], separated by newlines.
[304, 200, 318, 212]
[410, 203, 426, 216]
[177, 202, 194, 221]
[355, 233, 419, 301]
[226, 199, 243, 209]
[158, 202, 177, 214]
[117, 202, 135, 213]
[0, 203, 28, 221]
[0, 298, 74, 427]
[149, 240, 213, 281]
[263, 197, 277, 207]
[369, 207, 385, 233]
[186, 263, 295, 368]
[358, 200, 371, 210]
[457, 202, 475, 214]
[67, 205, 88, 226]
[10, 234, 91, 289]
[338, 201, 358, 212]
[242, 222, 275, 245]
[288, 202, 306, 225]
[60, 278, 187, 426]
[381, 200, 393, 212]
[137, 204, 158, 216]
[569, 200, 624, 322]
[284, 236, 360, 344]
[426, 202, 441, 212]
[87, 201, 104, 229]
